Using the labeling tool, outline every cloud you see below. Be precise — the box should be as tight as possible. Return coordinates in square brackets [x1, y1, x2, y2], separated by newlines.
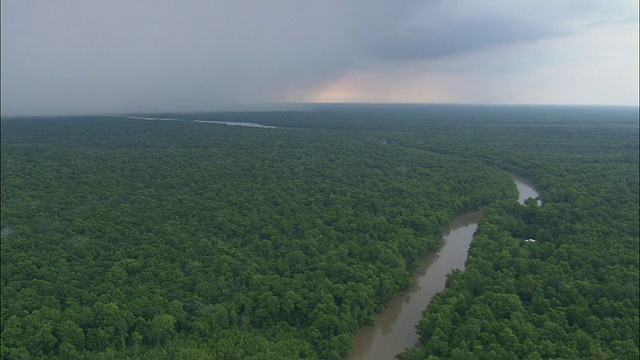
[305, 19, 639, 106]
[1, 1, 362, 115]
[305, 0, 639, 105]
[360, 0, 636, 63]
[1, 1, 638, 116]
[367, 17, 553, 61]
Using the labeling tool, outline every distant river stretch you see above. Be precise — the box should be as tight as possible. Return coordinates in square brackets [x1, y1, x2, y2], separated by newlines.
[345, 175, 539, 360]
[127, 116, 281, 128]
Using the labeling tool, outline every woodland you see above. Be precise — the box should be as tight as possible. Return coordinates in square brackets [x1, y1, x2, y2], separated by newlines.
[1, 105, 638, 359]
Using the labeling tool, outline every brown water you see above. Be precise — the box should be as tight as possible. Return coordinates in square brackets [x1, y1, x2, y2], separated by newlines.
[511, 174, 542, 206]
[346, 176, 540, 359]
[345, 210, 483, 360]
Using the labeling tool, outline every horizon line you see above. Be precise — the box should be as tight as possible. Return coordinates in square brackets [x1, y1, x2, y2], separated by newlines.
[2, 102, 639, 118]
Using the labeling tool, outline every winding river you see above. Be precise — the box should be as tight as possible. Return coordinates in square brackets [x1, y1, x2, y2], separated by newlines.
[346, 175, 539, 359]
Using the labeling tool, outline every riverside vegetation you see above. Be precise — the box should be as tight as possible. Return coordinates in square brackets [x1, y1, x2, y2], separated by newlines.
[1, 105, 638, 359]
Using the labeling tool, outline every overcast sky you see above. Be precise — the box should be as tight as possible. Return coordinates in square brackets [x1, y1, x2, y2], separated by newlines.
[1, 0, 638, 116]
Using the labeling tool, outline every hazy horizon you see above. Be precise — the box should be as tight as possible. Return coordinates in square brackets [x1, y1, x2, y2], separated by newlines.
[3, 102, 639, 119]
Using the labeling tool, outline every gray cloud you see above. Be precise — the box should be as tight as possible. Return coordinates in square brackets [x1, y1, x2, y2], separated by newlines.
[1, 1, 362, 115]
[366, 16, 556, 60]
[1, 0, 637, 116]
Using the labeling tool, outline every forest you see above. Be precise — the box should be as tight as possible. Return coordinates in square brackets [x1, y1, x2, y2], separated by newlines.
[1, 105, 638, 359]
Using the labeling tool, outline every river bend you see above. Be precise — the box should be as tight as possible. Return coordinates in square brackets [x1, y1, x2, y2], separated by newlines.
[346, 175, 539, 359]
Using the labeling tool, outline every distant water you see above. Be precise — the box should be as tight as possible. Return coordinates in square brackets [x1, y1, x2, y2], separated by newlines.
[124, 104, 639, 131]
[127, 116, 281, 128]
[127, 116, 177, 121]
[193, 120, 277, 128]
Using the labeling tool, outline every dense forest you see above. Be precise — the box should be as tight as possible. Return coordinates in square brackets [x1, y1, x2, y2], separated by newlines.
[1, 105, 638, 359]
[397, 107, 639, 359]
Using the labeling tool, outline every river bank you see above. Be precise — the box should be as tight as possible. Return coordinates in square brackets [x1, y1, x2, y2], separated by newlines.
[346, 175, 539, 359]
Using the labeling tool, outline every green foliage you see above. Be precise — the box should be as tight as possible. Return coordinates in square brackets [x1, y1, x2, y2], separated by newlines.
[1, 106, 637, 358]
[399, 106, 639, 359]
[0, 112, 513, 358]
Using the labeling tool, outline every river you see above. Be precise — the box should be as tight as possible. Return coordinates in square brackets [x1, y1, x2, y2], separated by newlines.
[511, 174, 542, 206]
[127, 116, 282, 128]
[345, 175, 539, 359]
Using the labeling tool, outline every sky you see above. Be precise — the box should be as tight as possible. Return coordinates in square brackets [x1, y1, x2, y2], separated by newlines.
[1, 0, 638, 116]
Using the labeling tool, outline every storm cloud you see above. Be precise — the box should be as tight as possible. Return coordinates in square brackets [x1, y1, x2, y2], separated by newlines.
[1, 0, 638, 116]
[367, 16, 554, 60]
